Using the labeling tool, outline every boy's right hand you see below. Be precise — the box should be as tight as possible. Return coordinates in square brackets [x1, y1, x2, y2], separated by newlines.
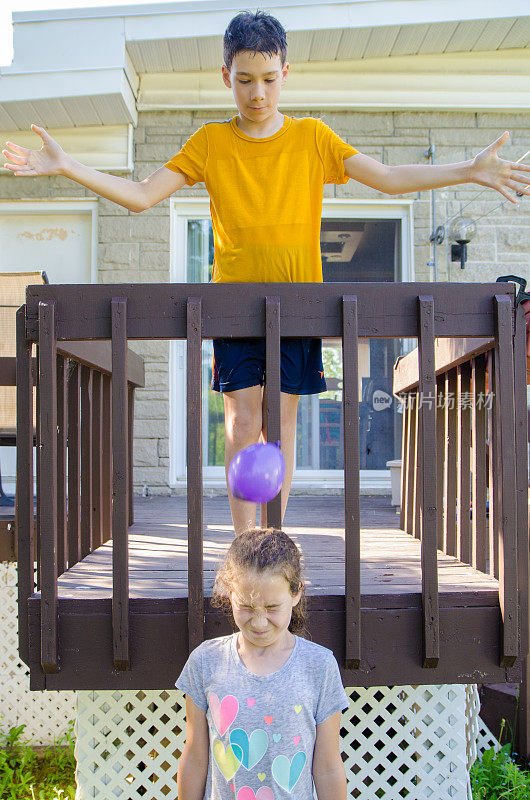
[2, 124, 68, 176]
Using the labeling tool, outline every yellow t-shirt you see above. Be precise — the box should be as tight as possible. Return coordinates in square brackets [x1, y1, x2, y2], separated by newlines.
[165, 115, 358, 284]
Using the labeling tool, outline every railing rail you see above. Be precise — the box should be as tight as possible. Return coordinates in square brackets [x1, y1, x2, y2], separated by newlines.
[15, 310, 144, 671]
[16, 282, 527, 675]
[394, 301, 528, 669]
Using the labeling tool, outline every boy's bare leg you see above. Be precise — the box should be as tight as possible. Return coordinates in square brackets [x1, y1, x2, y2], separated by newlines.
[223, 385, 265, 535]
[223, 386, 299, 535]
[260, 388, 299, 528]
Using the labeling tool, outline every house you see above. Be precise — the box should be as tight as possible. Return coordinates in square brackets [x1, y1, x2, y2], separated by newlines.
[1, 2, 530, 795]
[1, 0, 528, 498]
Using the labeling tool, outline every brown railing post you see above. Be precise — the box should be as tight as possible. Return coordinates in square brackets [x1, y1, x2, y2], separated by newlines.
[342, 296, 360, 669]
[16, 305, 34, 667]
[111, 298, 130, 670]
[405, 393, 416, 535]
[399, 393, 409, 532]
[91, 371, 103, 550]
[56, 355, 68, 577]
[413, 390, 421, 539]
[471, 354, 488, 573]
[35, 344, 41, 590]
[418, 297, 439, 668]
[67, 361, 81, 567]
[494, 294, 518, 667]
[456, 362, 472, 564]
[128, 386, 135, 526]
[265, 297, 281, 530]
[39, 301, 59, 673]
[80, 365, 93, 558]
[187, 297, 204, 653]
[444, 368, 457, 556]
[435, 375, 444, 550]
[487, 350, 497, 576]
[102, 374, 112, 544]
[513, 303, 529, 759]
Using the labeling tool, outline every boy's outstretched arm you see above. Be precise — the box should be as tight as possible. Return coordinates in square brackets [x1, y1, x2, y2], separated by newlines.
[344, 131, 530, 204]
[2, 123, 186, 212]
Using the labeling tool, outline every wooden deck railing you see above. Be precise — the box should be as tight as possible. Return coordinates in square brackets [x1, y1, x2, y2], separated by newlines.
[16, 282, 528, 676]
[393, 301, 529, 669]
[15, 307, 144, 672]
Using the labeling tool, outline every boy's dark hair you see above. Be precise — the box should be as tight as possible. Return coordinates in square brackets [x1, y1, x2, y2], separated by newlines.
[223, 11, 287, 70]
[212, 527, 307, 636]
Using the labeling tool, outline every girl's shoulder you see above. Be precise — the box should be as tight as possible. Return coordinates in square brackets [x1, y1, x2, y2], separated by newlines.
[189, 632, 234, 662]
[295, 636, 337, 666]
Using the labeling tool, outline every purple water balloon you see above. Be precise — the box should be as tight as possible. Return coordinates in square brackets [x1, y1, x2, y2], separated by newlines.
[228, 441, 286, 503]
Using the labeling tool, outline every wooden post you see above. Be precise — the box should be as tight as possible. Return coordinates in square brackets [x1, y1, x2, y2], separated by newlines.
[406, 394, 416, 535]
[187, 298, 204, 653]
[399, 393, 409, 532]
[471, 354, 488, 573]
[91, 371, 103, 551]
[67, 361, 81, 567]
[435, 375, 445, 551]
[39, 301, 59, 674]
[16, 305, 35, 667]
[56, 355, 68, 577]
[102, 374, 112, 544]
[513, 304, 530, 759]
[444, 369, 457, 556]
[128, 386, 135, 527]
[418, 297, 439, 668]
[111, 298, 130, 670]
[456, 362, 472, 564]
[80, 365, 93, 558]
[265, 297, 281, 530]
[494, 295, 518, 668]
[342, 296, 361, 670]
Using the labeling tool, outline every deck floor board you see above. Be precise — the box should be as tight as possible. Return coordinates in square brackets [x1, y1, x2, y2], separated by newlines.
[55, 495, 499, 601]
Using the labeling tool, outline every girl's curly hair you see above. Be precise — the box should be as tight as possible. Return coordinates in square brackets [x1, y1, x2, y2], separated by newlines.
[212, 528, 307, 636]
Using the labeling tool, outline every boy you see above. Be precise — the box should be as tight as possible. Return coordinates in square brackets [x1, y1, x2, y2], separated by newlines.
[3, 11, 529, 536]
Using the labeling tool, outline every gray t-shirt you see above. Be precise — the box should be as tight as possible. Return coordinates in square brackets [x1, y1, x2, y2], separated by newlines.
[176, 632, 349, 800]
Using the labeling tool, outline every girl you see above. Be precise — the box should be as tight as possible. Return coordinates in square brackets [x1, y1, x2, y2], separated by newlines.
[175, 527, 349, 800]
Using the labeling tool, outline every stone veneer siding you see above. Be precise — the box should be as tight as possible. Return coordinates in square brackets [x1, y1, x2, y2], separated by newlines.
[1, 110, 529, 494]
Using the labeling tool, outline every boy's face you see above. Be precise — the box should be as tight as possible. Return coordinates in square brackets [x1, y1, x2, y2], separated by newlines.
[222, 50, 289, 124]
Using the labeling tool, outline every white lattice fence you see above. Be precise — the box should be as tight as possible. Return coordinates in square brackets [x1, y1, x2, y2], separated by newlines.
[0, 562, 76, 744]
[75, 683, 487, 800]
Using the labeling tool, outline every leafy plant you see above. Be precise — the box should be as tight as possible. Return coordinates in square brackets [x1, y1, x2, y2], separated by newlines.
[471, 719, 530, 800]
[0, 720, 76, 800]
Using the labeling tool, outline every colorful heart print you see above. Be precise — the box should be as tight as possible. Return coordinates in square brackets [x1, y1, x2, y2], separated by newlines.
[237, 787, 273, 800]
[272, 752, 307, 792]
[294, 705, 302, 714]
[257, 773, 266, 782]
[229, 728, 268, 770]
[230, 783, 236, 793]
[264, 716, 273, 725]
[247, 698, 256, 707]
[293, 736, 301, 745]
[213, 739, 240, 781]
[209, 693, 239, 736]
[272, 733, 282, 743]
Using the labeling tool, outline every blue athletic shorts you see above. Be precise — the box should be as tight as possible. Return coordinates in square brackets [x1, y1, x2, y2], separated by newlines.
[211, 337, 326, 396]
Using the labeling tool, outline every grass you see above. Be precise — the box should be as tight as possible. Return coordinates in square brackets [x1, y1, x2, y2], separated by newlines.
[471, 720, 530, 799]
[0, 721, 76, 800]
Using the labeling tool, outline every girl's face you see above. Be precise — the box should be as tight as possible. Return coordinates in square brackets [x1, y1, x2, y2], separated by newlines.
[230, 569, 302, 648]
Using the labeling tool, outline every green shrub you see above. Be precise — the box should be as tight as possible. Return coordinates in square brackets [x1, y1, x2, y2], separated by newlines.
[471, 742, 530, 799]
[0, 721, 76, 800]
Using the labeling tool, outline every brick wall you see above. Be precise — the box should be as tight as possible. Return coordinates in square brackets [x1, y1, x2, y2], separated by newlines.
[1, 109, 529, 493]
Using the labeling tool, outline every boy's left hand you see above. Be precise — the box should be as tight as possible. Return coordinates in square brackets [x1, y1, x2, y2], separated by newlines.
[470, 131, 530, 204]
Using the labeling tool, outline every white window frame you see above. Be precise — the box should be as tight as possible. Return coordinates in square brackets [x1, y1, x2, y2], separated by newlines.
[169, 197, 414, 490]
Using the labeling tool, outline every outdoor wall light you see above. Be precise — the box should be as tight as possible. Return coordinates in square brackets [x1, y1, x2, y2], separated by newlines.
[448, 215, 477, 269]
